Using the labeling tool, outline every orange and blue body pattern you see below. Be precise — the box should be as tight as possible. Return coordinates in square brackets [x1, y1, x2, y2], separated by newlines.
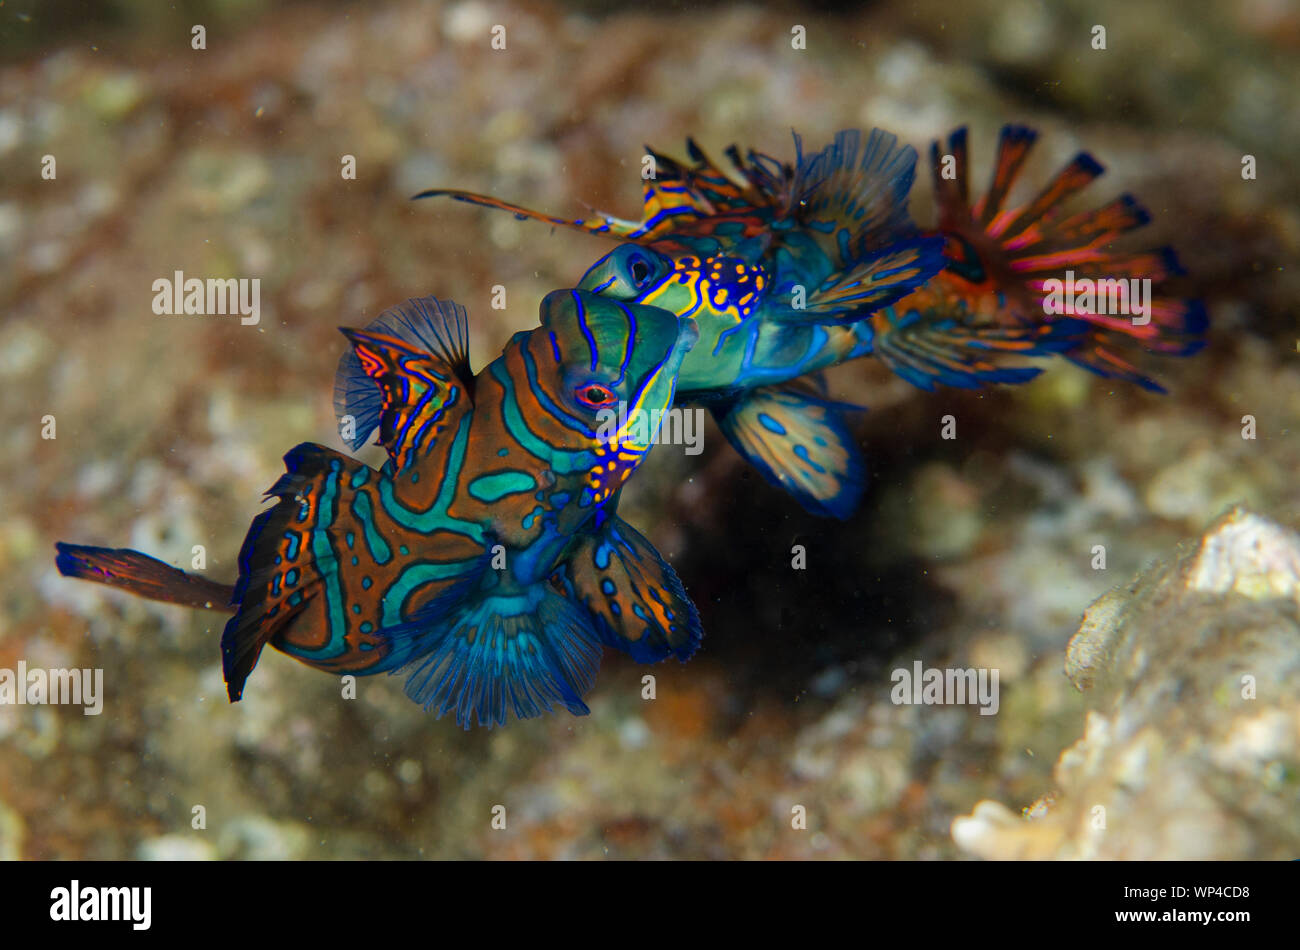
[57, 290, 703, 728]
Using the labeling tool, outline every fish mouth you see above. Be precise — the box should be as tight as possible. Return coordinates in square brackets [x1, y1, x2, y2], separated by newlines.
[675, 315, 700, 354]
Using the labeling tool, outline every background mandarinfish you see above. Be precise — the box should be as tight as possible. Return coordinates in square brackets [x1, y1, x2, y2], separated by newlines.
[422, 125, 1206, 519]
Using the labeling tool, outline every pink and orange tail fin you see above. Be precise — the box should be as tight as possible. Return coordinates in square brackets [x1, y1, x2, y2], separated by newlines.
[54, 542, 235, 610]
[928, 125, 1207, 392]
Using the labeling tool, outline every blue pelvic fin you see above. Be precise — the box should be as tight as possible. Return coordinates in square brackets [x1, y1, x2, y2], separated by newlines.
[713, 376, 867, 520]
[557, 515, 702, 665]
[768, 235, 946, 324]
[391, 584, 603, 729]
[334, 295, 473, 462]
[54, 542, 235, 611]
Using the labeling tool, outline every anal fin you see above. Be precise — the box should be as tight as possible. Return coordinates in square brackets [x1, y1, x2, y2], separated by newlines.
[394, 585, 602, 729]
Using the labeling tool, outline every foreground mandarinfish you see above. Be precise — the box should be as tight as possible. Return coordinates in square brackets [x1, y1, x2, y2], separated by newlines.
[419, 124, 1206, 518]
[56, 289, 702, 728]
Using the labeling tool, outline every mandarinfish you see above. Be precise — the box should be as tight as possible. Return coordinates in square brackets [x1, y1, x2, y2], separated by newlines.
[57, 289, 702, 728]
[420, 125, 1205, 518]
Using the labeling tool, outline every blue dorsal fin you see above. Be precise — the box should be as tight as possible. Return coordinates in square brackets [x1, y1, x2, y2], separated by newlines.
[794, 128, 922, 268]
[334, 295, 474, 454]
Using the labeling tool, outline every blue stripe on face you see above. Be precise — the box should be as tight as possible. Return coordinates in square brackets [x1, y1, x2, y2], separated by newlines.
[614, 302, 636, 386]
[574, 289, 599, 372]
[712, 320, 749, 356]
[548, 331, 562, 364]
[622, 342, 672, 426]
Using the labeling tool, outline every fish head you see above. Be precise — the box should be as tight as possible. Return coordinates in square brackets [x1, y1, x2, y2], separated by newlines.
[579, 242, 767, 344]
[577, 244, 676, 301]
[534, 288, 698, 445]
[524, 289, 697, 501]
[577, 244, 769, 392]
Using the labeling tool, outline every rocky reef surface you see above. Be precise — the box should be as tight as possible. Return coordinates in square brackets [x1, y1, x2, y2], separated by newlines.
[0, 0, 1296, 859]
[954, 508, 1300, 860]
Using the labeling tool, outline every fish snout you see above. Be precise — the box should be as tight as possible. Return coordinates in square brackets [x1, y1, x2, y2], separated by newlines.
[676, 315, 700, 352]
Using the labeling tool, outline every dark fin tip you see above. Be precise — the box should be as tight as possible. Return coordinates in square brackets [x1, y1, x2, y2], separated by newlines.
[1000, 124, 1039, 144]
[1075, 151, 1105, 177]
[1119, 193, 1153, 228]
[1183, 299, 1210, 334]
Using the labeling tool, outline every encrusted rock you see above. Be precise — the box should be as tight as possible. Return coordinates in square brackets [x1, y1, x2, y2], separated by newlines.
[954, 507, 1300, 859]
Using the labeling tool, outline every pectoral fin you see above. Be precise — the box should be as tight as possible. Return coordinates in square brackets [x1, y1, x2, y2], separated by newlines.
[864, 300, 1087, 391]
[713, 377, 866, 519]
[767, 236, 946, 324]
[559, 516, 702, 664]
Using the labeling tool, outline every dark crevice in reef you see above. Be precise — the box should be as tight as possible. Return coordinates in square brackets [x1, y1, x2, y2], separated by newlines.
[670, 435, 964, 709]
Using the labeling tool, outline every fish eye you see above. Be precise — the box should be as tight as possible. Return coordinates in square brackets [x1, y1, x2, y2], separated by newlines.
[575, 382, 617, 409]
[578, 246, 671, 299]
[629, 254, 651, 287]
